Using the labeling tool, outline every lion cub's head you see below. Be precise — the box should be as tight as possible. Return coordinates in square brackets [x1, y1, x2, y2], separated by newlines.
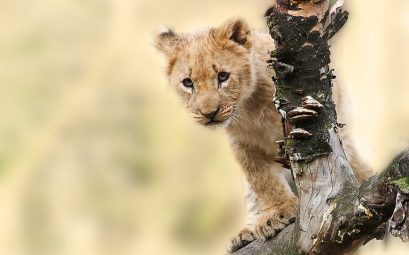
[155, 18, 255, 128]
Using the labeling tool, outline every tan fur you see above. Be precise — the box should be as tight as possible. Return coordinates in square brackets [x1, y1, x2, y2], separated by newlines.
[155, 18, 373, 252]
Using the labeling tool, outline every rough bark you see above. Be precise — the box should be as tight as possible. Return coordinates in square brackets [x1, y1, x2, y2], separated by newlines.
[233, 0, 409, 254]
[233, 148, 409, 255]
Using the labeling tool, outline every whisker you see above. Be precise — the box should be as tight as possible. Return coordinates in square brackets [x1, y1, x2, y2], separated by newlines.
[236, 107, 251, 115]
[232, 113, 245, 120]
[230, 115, 240, 126]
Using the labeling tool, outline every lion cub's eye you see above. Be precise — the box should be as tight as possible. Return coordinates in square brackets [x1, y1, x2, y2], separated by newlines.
[217, 72, 230, 83]
[182, 78, 194, 88]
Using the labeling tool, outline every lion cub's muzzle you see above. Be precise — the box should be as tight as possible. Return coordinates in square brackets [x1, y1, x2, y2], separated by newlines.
[191, 105, 234, 127]
[200, 107, 221, 125]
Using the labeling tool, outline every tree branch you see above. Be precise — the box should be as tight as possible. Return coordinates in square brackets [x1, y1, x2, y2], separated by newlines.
[233, 0, 409, 254]
[233, 146, 409, 255]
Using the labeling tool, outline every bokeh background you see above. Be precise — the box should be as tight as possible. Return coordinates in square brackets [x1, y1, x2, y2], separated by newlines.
[1, 0, 409, 254]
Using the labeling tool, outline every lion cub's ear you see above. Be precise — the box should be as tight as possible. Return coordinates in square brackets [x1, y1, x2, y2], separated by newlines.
[154, 27, 183, 55]
[214, 18, 252, 49]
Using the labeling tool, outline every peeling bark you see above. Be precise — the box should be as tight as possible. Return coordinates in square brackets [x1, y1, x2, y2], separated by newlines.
[232, 0, 409, 254]
[389, 177, 409, 242]
[233, 147, 409, 255]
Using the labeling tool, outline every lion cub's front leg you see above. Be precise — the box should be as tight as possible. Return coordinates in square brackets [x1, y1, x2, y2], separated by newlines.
[228, 142, 298, 253]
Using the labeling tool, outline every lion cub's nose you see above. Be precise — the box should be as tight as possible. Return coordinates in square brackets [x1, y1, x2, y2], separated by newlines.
[200, 107, 220, 120]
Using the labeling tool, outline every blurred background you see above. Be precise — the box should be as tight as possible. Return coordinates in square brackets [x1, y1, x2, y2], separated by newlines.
[0, 0, 408, 254]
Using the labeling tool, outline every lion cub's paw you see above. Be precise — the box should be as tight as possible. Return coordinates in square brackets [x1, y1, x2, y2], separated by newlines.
[227, 200, 298, 252]
[253, 214, 296, 240]
[254, 200, 298, 240]
[227, 228, 256, 253]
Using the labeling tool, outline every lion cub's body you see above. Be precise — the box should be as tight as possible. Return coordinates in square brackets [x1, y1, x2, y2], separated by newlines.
[155, 18, 372, 252]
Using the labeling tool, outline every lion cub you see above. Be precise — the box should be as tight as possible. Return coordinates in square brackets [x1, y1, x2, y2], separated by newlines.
[155, 18, 372, 252]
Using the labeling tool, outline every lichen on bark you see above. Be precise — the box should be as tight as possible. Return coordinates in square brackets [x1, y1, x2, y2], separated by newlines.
[267, 8, 337, 162]
[393, 177, 409, 193]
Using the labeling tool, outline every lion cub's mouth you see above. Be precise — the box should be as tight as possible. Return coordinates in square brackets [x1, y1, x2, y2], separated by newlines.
[195, 107, 235, 128]
[204, 116, 233, 128]
[205, 119, 224, 126]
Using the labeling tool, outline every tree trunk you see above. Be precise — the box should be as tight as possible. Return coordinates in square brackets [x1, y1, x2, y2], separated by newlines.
[233, 1, 409, 254]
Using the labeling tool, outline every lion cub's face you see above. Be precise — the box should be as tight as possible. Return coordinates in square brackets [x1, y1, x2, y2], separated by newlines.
[155, 19, 255, 128]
